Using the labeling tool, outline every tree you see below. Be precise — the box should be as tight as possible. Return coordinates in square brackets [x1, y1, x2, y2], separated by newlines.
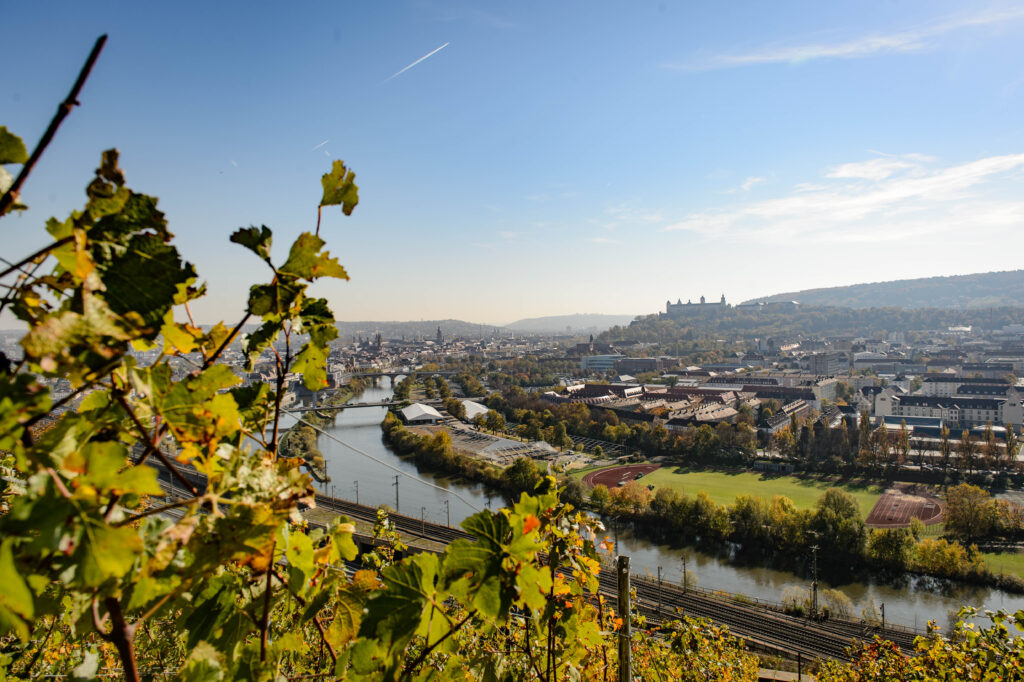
[959, 430, 978, 475]
[945, 483, 998, 541]
[590, 483, 611, 510]
[895, 420, 910, 465]
[940, 424, 952, 473]
[1007, 425, 1020, 469]
[500, 457, 543, 496]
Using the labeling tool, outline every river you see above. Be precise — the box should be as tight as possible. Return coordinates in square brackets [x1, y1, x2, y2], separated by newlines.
[310, 380, 1024, 632]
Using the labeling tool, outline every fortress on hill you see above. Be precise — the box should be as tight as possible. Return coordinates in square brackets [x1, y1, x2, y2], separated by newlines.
[664, 294, 727, 317]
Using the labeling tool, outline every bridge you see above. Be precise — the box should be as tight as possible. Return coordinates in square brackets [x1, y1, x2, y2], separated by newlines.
[284, 398, 445, 413]
[143, 460, 923, 664]
[348, 369, 459, 379]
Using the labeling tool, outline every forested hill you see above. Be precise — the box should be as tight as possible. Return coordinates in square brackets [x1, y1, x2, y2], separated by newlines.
[598, 306, 1024, 348]
[746, 270, 1024, 309]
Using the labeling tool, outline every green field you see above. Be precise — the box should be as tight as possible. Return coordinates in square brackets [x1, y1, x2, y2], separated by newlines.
[982, 551, 1024, 579]
[641, 467, 885, 519]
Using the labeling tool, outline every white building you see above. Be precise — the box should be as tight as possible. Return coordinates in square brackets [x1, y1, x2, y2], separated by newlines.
[461, 400, 489, 422]
[400, 403, 443, 425]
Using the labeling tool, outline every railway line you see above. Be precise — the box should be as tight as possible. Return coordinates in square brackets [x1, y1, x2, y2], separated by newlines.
[143, 460, 925, 663]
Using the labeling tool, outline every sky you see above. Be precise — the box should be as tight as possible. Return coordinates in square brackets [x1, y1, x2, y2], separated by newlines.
[5, 1, 1024, 326]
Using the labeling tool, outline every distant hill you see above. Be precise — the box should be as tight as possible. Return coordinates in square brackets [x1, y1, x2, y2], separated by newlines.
[505, 313, 637, 334]
[334, 319, 506, 340]
[745, 270, 1024, 309]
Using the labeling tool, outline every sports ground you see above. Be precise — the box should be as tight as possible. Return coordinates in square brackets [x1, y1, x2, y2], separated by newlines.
[863, 486, 943, 528]
[579, 464, 886, 520]
[581, 464, 660, 489]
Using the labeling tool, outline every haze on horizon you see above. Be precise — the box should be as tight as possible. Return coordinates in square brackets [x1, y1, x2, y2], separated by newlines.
[5, 1, 1024, 327]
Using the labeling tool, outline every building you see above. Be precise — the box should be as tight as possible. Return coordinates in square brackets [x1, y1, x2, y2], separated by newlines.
[400, 403, 443, 425]
[805, 352, 847, 375]
[921, 375, 1009, 397]
[874, 391, 1024, 431]
[664, 294, 727, 317]
[616, 357, 663, 374]
[461, 400, 489, 422]
[580, 354, 622, 372]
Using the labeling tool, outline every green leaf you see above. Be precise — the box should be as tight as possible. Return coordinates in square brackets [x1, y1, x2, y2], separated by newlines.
[247, 278, 305, 318]
[320, 160, 359, 215]
[230, 225, 274, 265]
[360, 552, 444, 665]
[279, 232, 348, 281]
[326, 587, 364, 650]
[180, 642, 226, 682]
[98, 232, 197, 332]
[76, 523, 142, 587]
[0, 540, 34, 640]
[292, 341, 329, 391]
[285, 530, 314, 577]
[0, 126, 28, 165]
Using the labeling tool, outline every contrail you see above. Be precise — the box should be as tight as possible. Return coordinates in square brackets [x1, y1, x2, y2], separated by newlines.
[310, 139, 329, 151]
[385, 42, 449, 81]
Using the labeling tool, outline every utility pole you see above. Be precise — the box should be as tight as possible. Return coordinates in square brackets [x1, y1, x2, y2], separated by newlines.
[811, 544, 819, 619]
[444, 499, 450, 527]
[421, 506, 426, 535]
[354, 480, 359, 505]
[657, 566, 663, 615]
[393, 475, 400, 511]
[682, 555, 687, 594]
[616, 556, 631, 682]
[881, 603, 885, 631]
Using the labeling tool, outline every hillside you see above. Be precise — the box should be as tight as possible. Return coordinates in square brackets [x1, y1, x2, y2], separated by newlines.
[745, 270, 1024, 308]
[505, 313, 637, 334]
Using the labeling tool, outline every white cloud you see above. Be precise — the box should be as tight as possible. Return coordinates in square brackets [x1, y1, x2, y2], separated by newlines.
[664, 152, 1024, 245]
[740, 176, 765, 191]
[588, 236, 619, 245]
[667, 8, 1024, 71]
[826, 158, 916, 181]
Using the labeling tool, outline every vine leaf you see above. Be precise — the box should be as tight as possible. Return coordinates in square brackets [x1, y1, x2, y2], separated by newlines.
[279, 233, 348, 281]
[319, 160, 359, 215]
[230, 225, 273, 266]
[0, 126, 28, 164]
[0, 540, 34, 640]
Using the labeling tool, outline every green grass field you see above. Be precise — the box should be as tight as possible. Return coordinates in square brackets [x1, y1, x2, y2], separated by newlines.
[642, 467, 886, 519]
[982, 551, 1024, 579]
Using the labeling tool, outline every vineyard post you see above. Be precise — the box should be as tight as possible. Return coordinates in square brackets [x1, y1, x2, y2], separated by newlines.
[617, 555, 631, 682]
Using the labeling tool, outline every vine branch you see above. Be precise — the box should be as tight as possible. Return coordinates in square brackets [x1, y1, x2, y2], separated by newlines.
[0, 35, 107, 217]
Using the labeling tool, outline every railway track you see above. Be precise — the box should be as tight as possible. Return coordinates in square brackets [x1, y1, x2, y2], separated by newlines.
[143, 460, 924, 662]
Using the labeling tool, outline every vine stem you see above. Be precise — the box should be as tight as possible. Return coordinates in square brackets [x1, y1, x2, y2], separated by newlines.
[259, 542, 276, 662]
[399, 609, 476, 680]
[0, 35, 107, 217]
[0, 236, 74, 280]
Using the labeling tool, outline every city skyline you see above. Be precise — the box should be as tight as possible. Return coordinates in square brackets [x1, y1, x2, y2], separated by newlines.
[5, 2, 1024, 326]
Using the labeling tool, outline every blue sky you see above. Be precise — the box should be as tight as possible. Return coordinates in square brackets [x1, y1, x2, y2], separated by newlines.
[5, 1, 1024, 325]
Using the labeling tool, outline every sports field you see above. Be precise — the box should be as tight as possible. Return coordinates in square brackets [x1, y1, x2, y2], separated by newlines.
[641, 467, 885, 519]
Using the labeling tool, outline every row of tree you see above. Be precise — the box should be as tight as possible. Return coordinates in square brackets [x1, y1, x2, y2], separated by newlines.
[590, 482, 1023, 591]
